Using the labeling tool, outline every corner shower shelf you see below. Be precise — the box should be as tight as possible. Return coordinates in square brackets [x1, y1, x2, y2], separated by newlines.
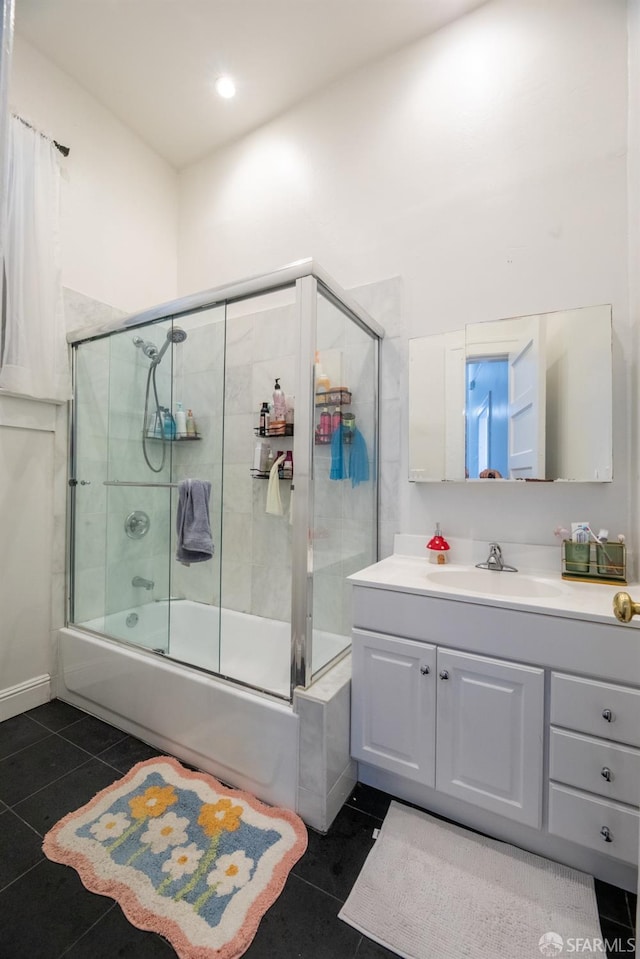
[253, 425, 294, 437]
[250, 469, 292, 480]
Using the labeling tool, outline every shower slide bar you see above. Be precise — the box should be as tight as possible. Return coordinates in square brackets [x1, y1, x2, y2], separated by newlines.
[103, 480, 178, 489]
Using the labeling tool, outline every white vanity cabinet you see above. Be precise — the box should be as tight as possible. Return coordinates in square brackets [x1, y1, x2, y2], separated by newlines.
[349, 563, 640, 890]
[351, 630, 544, 827]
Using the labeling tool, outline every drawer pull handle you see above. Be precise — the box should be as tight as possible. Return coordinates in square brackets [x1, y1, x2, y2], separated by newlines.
[602, 708, 613, 723]
[601, 766, 612, 782]
[439, 670, 449, 680]
[420, 665, 430, 675]
[600, 826, 613, 843]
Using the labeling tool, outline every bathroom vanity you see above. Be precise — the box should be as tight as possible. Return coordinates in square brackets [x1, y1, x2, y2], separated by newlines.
[349, 552, 640, 890]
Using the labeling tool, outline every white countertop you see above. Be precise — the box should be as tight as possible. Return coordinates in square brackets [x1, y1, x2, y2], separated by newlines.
[348, 554, 640, 628]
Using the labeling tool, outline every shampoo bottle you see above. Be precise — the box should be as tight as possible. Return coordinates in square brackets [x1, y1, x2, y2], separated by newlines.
[259, 402, 270, 436]
[174, 401, 187, 438]
[320, 407, 331, 439]
[186, 409, 197, 437]
[163, 408, 176, 439]
[282, 451, 293, 479]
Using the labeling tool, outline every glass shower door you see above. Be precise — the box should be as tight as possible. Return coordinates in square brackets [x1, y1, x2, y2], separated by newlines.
[167, 304, 225, 674]
[311, 288, 378, 680]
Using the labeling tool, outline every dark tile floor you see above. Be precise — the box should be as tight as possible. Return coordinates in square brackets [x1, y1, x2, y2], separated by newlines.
[0, 700, 635, 958]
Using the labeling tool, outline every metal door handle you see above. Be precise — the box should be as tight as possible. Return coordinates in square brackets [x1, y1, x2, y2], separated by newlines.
[439, 670, 449, 680]
[420, 665, 430, 675]
[602, 708, 613, 723]
[600, 826, 613, 843]
[613, 591, 640, 623]
[601, 767, 612, 782]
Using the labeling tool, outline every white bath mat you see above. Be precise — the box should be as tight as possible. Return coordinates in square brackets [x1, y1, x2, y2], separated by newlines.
[339, 801, 601, 959]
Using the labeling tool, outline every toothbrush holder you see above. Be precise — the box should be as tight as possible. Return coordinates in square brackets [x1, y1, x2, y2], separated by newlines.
[561, 540, 626, 584]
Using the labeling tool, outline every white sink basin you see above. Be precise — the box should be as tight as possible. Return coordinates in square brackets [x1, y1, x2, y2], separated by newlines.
[426, 568, 565, 599]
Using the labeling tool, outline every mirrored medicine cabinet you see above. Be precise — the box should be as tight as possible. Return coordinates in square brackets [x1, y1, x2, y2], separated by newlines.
[408, 305, 612, 483]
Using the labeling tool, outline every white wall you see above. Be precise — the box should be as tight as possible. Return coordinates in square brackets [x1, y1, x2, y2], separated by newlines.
[0, 398, 56, 718]
[178, 0, 632, 556]
[10, 34, 178, 314]
[1, 35, 179, 713]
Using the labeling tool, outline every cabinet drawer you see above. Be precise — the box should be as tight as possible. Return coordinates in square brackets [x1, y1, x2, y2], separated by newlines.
[550, 673, 640, 747]
[548, 783, 639, 864]
[549, 727, 640, 806]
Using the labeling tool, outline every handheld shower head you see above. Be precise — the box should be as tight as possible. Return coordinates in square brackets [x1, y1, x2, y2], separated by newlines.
[152, 327, 188, 366]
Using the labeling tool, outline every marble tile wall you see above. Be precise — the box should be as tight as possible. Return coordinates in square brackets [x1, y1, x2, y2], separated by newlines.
[348, 276, 404, 561]
[222, 301, 296, 620]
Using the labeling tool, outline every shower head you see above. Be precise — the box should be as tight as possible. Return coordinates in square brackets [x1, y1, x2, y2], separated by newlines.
[152, 327, 188, 366]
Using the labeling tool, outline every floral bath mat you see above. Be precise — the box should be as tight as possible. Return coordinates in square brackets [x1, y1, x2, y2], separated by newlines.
[43, 756, 308, 959]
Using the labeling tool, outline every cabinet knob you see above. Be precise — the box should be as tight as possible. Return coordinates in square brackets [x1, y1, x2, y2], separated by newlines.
[602, 708, 613, 723]
[439, 670, 449, 680]
[420, 665, 430, 675]
[600, 826, 613, 843]
[601, 766, 612, 782]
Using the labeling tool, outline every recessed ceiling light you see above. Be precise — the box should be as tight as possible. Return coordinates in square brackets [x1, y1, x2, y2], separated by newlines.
[215, 76, 236, 99]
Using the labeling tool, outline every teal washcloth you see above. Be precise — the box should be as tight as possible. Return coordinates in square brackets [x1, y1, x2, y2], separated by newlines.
[330, 424, 347, 480]
[348, 428, 369, 487]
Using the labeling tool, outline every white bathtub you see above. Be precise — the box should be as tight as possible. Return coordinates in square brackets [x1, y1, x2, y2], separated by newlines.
[81, 600, 348, 699]
[57, 602, 350, 812]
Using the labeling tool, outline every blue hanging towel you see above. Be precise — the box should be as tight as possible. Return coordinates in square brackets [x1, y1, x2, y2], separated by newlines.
[348, 428, 370, 488]
[329, 424, 347, 480]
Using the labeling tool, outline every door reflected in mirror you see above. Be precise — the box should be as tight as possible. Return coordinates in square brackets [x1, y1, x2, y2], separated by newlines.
[409, 305, 612, 483]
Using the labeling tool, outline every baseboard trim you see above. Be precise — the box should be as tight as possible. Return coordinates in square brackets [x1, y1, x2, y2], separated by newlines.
[0, 675, 51, 722]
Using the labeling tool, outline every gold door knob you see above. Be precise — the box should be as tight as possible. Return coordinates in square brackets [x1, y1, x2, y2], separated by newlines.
[613, 592, 640, 623]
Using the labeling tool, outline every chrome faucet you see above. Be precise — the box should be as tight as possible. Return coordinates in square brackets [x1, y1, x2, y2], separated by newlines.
[132, 575, 154, 590]
[476, 543, 518, 573]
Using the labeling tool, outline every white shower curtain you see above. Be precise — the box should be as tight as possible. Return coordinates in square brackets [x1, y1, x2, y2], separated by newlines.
[0, 116, 70, 401]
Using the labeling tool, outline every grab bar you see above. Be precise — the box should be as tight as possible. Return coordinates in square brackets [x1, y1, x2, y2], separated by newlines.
[103, 480, 179, 489]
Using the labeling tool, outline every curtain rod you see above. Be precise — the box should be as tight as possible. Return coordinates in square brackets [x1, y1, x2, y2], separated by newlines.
[12, 114, 70, 157]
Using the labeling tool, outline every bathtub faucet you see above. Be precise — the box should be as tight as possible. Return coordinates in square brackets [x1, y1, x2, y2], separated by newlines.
[132, 576, 154, 591]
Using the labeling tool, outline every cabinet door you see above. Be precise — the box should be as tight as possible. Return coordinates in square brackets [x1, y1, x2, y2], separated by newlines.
[351, 629, 436, 786]
[435, 648, 544, 827]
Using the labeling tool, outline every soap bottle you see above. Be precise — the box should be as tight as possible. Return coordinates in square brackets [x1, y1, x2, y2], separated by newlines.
[315, 352, 330, 394]
[273, 378, 287, 419]
[331, 407, 342, 433]
[186, 409, 197, 437]
[174, 401, 187, 438]
[426, 523, 450, 565]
